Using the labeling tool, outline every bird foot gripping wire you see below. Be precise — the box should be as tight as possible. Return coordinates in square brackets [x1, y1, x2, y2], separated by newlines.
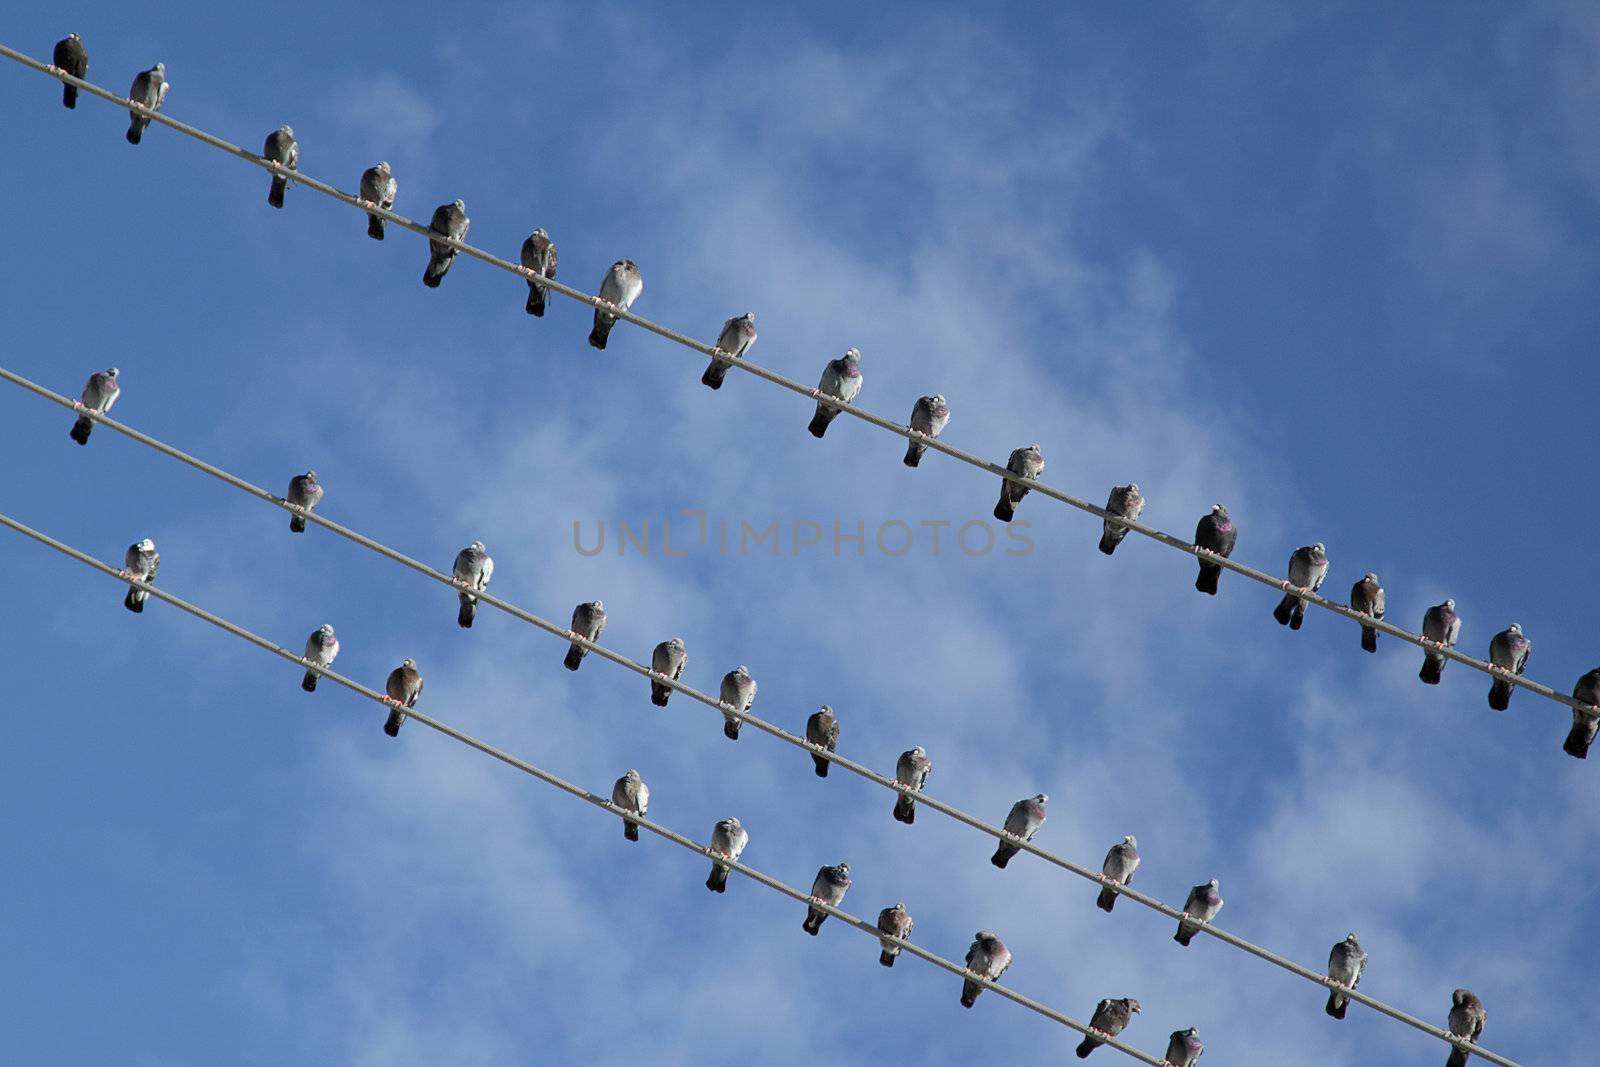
[381, 695, 402, 707]
[1086, 1027, 1109, 1042]
[449, 576, 471, 589]
[47, 64, 64, 76]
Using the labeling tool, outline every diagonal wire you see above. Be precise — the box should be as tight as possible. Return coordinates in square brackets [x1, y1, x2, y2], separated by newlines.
[0, 509, 1173, 1067]
[0, 43, 1586, 724]
[0, 367, 1518, 1067]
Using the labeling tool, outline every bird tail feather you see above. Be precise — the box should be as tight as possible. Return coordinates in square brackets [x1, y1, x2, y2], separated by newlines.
[1420, 656, 1444, 685]
[702, 362, 727, 389]
[623, 820, 639, 842]
[1195, 563, 1220, 595]
[1096, 887, 1118, 912]
[589, 312, 612, 349]
[1075, 1036, 1100, 1058]
[289, 514, 306, 533]
[651, 682, 670, 707]
[1098, 527, 1122, 555]
[1175, 923, 1194, 946]
[526, 283, 545, 316]
[991, 843, 1016, 869]
[1361, 625, 1378, 653]
[563, 645, 585, 671]
[808, 407, 833, 438]
[893, 795, 915, 824]
[1565, 726, 1592, 759]
[423, 252, 450, 288]
[1273, 595, 1294, 625]
[124, 587, 145, 613]
[127, 117, 145, 144]
[879, 949, 896, 967]
[803, 909, 822, 935]
[384, 709, 404, 737]
[1447, 1048, 1468, 1067]
[302, 670, 318, 692]
[268, 176, 287, 208]
[70, 416, 92, 445]
[63, 85, 77, 108]
[904, 441, 925, 467]
[367, 214, 385, 240]
[1290, 603, 1306, 630]
[812, 755, 830, 778]
[458, 597, 476, 629]
[960, 981, 979, 1008]
[723, 718, 741, 741]
[1326, 990, 1347, 1019]
[993, 493, 1014, 523]
[1488, 679, 1512, 711]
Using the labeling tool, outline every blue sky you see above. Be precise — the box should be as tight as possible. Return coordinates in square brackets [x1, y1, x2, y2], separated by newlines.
[2, 3, 1595, 1064]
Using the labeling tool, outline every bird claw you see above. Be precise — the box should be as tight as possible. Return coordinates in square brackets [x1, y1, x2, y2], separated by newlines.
[382, 695, 401, 707]
[808, 388, 823, 400]
[1088, 1028, 1108, 1040]
[47, 64, 64, 76]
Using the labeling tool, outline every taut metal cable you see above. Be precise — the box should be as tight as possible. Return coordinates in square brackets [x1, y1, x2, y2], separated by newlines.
[0, 510, 1171, 1067]
[0, 369, 1519, 1067]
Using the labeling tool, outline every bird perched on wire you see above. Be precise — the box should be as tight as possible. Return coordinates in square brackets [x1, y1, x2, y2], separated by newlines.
[520, 228, 558, 316]
[718, 665, 757, 740]
[1445, 989, 1486, 1067]
[451, 541, 493, 628]
[1324, 932, 1367, 1020]
[808, 349, 863, 438]
[589, 259, 642, 349]
[1565, 669, 1600, 759]
[285, 471, 322, 533]
[991, 794, 1047, 869]
[423, 200, 470, 288]
[1096, 835, 1139, 913]
[805, 705, 840, 777]
[262, 126, 298, 208]
[51, 34, 88, 109]
[892, 745, 931, 824]
[611, 769, 649, 842]
[383, 659, 422, 736]
[1272, 542, 1329, 630]
[1192, 504, 1236, 595]
[1163, 1027, 1204, 1067]
[702, 313, 757, 389]
[903, 394, 950, 467]
[704, 817, 747, 893]
[121, 538, 159, 613]
[1098, 483, 1144, 556]
[1350, 572, 1386, 652]
[649, 637, 687, 706]
[1075, 997, 1140, 1058]
[1486, 623, 1531, 710]
[993, 444, 1044, 523]
[876, 902, 913, 967]
[563, 600, 606, 670]
[301, 624, 339, 693]
[1174, 879, 1223, 945]
[357, 161, 397, 240]
[802, 862, 851, 935]
[1420, 599, 1461, 685]
[960, 931, 1011, 1008]
[125, 62, 167, 144]
[68, 367, 119, 445]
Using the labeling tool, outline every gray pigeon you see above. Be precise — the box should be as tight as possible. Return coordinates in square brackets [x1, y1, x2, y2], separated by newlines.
[805, 705, 840, 777]
[1164, 1027, 1204, 1066]
[383, 658, 422, 736]
[1487, 623, 1531, 710]
[1272, 542, 1329, 630]
[1325, 932, 1367, 1020]
[650, 637, 687, 706]
[991, 793, 1047, 869]
[125, 62, 167, 144]
[1096, 835, 1140, 913]
[1351, 572, 1386, 653]
[301, 623, 339, 693]
[52, 34, 87, 109]
[1446, 989, 1486, 1067]
[903, 394, 950, 467]
[121, 538, 159, 613]
[451, 542, 494, 628]
[718, 665, 757, 740]
[1098, 483, 1145, 555]
[876, 902, 913, 967]
[285, 471, 322, 533]
[1175, 879, 1223, 945]
[808, 349, 863, 438]
[611, 769, 649, 842]
[1076, 997, 1141, 1059]
[704, 816, 748, 893]
[563, 600, 606, 670]
[520, 228, 558, 315]
[1565, 669, 1600, 758]
[589, 259, 642, 349]
[1193, 504, 1237, 595]
[1420, 599, 1462, 684]
[960, 931, 1012, 1008]
[893, 745, 932, 824]
[69, 367, 119, 445]
[359, 162, 397, 240]
[423, 200, 470, 288]
[703, 313, 757, 389]
[993, 444, 1045, 523]
[802, 862, 851, 935]
[263, 126, 298, 208]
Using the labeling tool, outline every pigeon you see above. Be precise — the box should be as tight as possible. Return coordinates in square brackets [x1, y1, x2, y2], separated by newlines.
[703, 313, 757, 389]
[993, 444, 1045, 523]
[520, 229, 558, 316]
[563, 600, 607, 670]
[358, 162, 397, 240]
[1096, 835, 1140, 913]
[876, 902, 913, 967]
[285, 471, 323, 533]
[1174, 879, 1223, 945]
[69, 367, 119, 445]
[802, 862, 851, 935]
[1445, 989, 1486, 1067]
[423, 200, 470, 288]
[1098, 483, 1145, 555]
[1420, 599, 1462, 684]
[1564, 669, 1600, 758]
[611, 769, 649, 842]
[1164, 1027, 1204, 1066]
[52, 34, 87, 109]
[1325, 932, 1367, 1020]
[1272, 542, 1329, 630]
[893, 745, 932, 824]
[383, 658, 422, 736]
[649, 637, 687, 706]
[125, 63, 167, 144]
[805, 705, 840, 777]
[704, 817, 747, 893]
[121, 538, 159, 613]
[1193, 504, 1237, 595]
[960, 931, 1012, 1008]
[1350, 572, 1386, 653]
[451, 541, 494, 628]
[718, 665, 757, 740]
[991, 794, 1047, 869]
[262, 126, 298, 208]
[1075, 997, 1141, 1059]
[808, 349, 863, 438]
[301, 624, 339, 693]
[589, 259, 642, 349]
[1487, 623, 1531, 710]
[903, 394, 950, 467]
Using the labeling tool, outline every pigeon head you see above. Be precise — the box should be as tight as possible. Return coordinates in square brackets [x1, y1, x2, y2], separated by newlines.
[1509, 622, 1522, 634]
[69, 32, 81, 40]
[154, 62, 165, 73]
[1207, 878, 1219, 889]
[1211, 503, 1228, 518]
[622, 259, 638, 270]
[377, 161, 390, 172]
[843, 347, 861, 363]
[1034, 793, 1049, 804]
[1127, 1000, 1143, 1013]
[453, 198, 466, 209]
[1364, 571, 1378, 582]
[590, 599, 604, 611]
[625, 768, 639, 781]
[910, 745, 926, 757]
[304, 470, 318, 482]
[1452, 989, 1471, 1005]
[279, 125, 294, 137]
[107, 367, 120, 378]
[742, 312, 756, 324]
[1443, 598, 1456, 611]
[894, 901, 905, 911]
[532, 227, 547, 238]
[735, 664, 749, 675]
[1124, 834, 1136, 846]
[1346, 932, 1360, 944]
[1312, 542, 1325, 555]
[834, 862, 849, 878]
[318, 624, 335, 638]
[137, 538, 156, 552]
[1127, 482, 1139, 494]
[402, 658, 416, 668]
[470, 541, 486, 552]
[817, 704, 832, 714]
[723, 817, 742, 831]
